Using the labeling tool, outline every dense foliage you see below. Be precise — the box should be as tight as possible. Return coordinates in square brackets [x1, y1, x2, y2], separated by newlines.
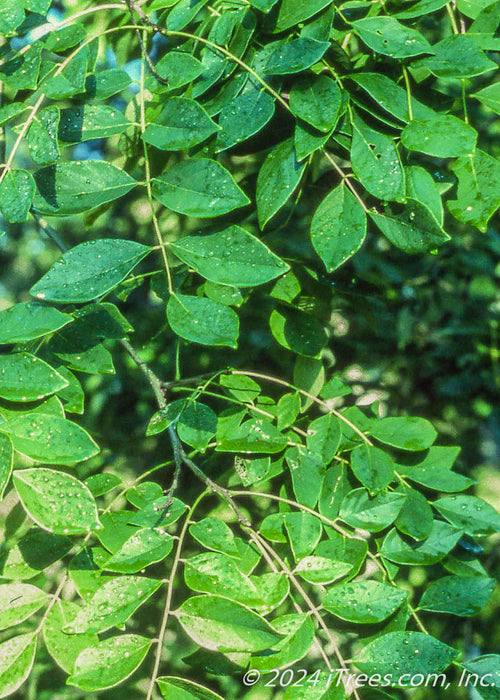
[0, 0, 499, 698]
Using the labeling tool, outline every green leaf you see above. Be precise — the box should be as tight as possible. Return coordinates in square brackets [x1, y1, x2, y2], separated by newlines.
[153, 159, 250, 217]
[167, 0, 211, 30]
[30, 239, 151, 303]
[0, 633, 37, 698]
[277, 392, 301, 431]
[68, 635, 152, 691]
[216, 418, 287, 454]
[413, 35, 496, 77]
[85, 68, 132, 99]
[104, 528, 173, 573]
[324, 581, 407, 624]
[216, 88, 275, 152]
[262, 38, 329, 75]
[0, 0, 24, 35]
[190, 518, 240, 557]
[0, 45, 42, 91]
[44, 48, 88, 99]
[290, 75, 342, 133]
[0, 170, 35, 223]
[151, 52, 204, 90]
[0, 583, 49, 630]
[157, 677, 224, 700]
[270, 308, 327, 356]
[256, 138, 307, 228]
[317, 533, 368, 580]
[286, 445, 325, 508]
[65, 577, 162, 634]
[310, 184, 367, 272]
[348, 73, 433, 123]
[395, 486, 433, 540]
[59, 105, 130, 142]
[0, 303, 72, 344]
[370, 199, 450, 253]
[27, 107, 60, 166]
[401, 114, 477, 158]
[418, 575, 495, 616]
[339, 489, 406, 532]
[294, 556, 352, 585]
[44, 25, 86, 52]
[295, 121, 333, 161]
[433, 495, 500, 537]
[350, 444, 395, 494]
[284, 512, 323, 560]
[43, 600, 98, 674]
[351, 113, 405, 202]
[251, 613, 315, 672]
[473, 82, 500, 114]
[352, 17, 433, 58]
[176, 400, 217, 451]
[307, 413, 342, 464]
[13, 468, 100, 534]
[405, 165, 443, 225]
[448, 150, 500, 232]
[462, 656, 500, 700]
[167, 294, 239, 348]
[273, 0, 334, 31]
[381, 521, 463, 565]
[175, 595, 283, 652]
[32, 161, 137, 217]
[371, 416, 437, 450]
[0, 353, 68, 402]
[171, 226, 289, 287]
[0, 529, 72, 581]
[396, 0, 449, 18]
[185, 552, 288, 614]
[204, 281, 244, 307]
[143, 98, 219, 151]
[3, 415, 99, 464]
[0, 434, 13, 500]
[396, 446, 475, 492]
[319, 464, 351, 520]
[355, 632, 458, 679]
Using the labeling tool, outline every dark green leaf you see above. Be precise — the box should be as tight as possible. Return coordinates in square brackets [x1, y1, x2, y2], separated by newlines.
[413, 35, 496, 77]
[351, 113, 405, 202]
[350, 444, 395, 494]
[418, 575, 495, 616]
[401, 114, 477, 158]
[0, 170, 35, 223]
[311, 184, 367, 272]
[171, 226, 289, 287]
[433, 495, 500, 537]
[355, 631, 458, 679]
[32, 161, 137, 216]
[0, 303, 72, 344]
[153, 159, 249, 217]
[324, 581, 407, 623]
[167, 294, 239, 347]
[0, 353, 68, 402]
[143, 98, 219, 151]
[339, 489, 406, 532]
[59, 105, 129, 143]
[257, 138, 306, 228]
[448, 150, 500, 232]
[352, 16, 432, 58]
[371, 416, 438, 450]
[30, 239, 151, 303]
[290, 75, 342, 133]
[381, 521, 463, 565]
